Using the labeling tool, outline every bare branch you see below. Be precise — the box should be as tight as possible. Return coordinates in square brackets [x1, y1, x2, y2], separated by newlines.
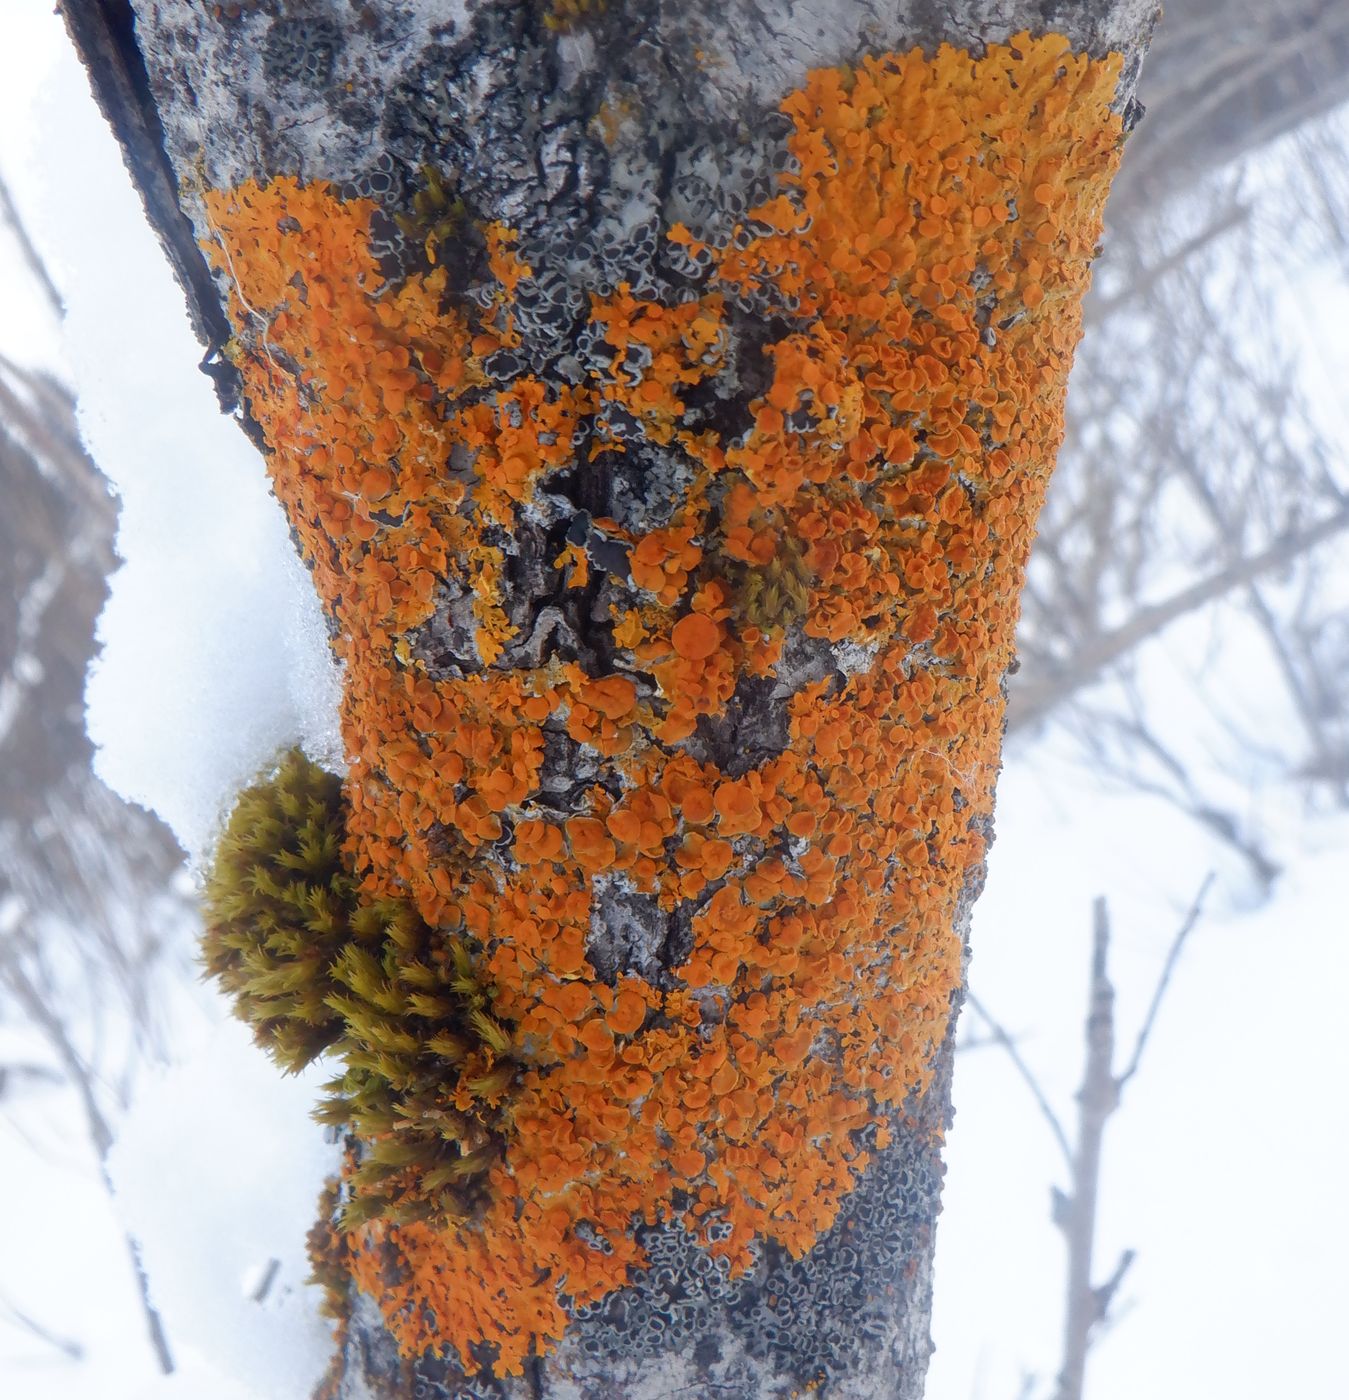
[0, 926, 175, 1375]
[966, 992, 1075, 1172]
[0, 171, 63, 322]
[954, 1027, 1008, 1054]
[0, 1063, 63, 1097]
[249, 1258, 281, 1305]
[0, 945, 115, 1162]
[1092, 1248, 1136, 1326]
[1051, 897, 1119, 1400]
[1008, 506, 1349, 734]
[1117, 874, 1214, 1091]
[0, 1288, 85, 1363]
[1087, 201, 1250, 322]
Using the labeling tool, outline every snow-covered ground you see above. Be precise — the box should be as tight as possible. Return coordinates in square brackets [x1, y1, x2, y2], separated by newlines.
[107, 1021, 340, 1400]
[0, 3, 1345, 1398]
[928, 752, 1349, 1400]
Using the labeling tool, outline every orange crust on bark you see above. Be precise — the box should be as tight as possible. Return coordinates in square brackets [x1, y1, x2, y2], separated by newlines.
[201, 33, 1124, 1376]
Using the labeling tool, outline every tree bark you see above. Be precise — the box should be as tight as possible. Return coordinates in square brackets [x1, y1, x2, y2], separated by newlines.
[59, 3, 1155, 1396]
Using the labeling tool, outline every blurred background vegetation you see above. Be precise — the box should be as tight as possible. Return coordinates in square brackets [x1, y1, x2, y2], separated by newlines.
[1, 0, 1347, 1393]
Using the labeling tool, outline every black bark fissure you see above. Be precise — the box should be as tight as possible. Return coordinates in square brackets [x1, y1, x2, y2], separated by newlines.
[58, 0, 240, 407]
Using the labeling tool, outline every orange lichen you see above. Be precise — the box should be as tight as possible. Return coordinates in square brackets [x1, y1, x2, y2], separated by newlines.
[202, 31, 1126, 1376]
[670, 611, 722, 661]
[628, 523, 704, 603]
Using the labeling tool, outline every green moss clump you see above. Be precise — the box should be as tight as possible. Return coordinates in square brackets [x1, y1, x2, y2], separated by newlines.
[202, 748, 354, 1071]
[313, 903, 516, 1227]
[720, 531, 814, 633]
[202, 749, 518, 1227]
[393, 164, 467, 262]
[544, 0, 608, 32]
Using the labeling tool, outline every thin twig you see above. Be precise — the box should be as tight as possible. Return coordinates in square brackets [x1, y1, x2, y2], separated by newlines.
[0, 939, 174, 1374]
[0, 172, 64, 321]
[0, 1063, 64, 1097]
[966, 992, 1075, 1171]
[1088, 202, 1250, 322]
[1008, 506, 1349, 735]
[249, 1258, 281, 1304]
[0, 1289, 84, 1362]
[1051, 898, 1118, 1400]
[1117, 874, 1214, 1091]
[1092, 1248, 1136, 1324]
[955, 1027, 1007, 1054]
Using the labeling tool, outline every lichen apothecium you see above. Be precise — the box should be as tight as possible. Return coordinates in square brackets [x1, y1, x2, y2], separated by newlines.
[200, 34, 1125, 1376]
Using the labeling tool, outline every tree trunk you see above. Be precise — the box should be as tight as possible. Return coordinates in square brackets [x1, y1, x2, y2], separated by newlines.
[60, 2, 1155, 1396]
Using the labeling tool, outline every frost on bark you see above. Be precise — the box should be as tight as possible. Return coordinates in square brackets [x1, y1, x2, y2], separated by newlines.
[61, 2, 1154, 1397]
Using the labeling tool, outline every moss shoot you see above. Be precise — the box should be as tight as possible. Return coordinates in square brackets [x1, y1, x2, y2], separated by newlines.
[202, 749, 518, 1226]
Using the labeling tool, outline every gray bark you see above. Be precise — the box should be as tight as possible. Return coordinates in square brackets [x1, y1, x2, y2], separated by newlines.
[58, 2, 1155, 1396]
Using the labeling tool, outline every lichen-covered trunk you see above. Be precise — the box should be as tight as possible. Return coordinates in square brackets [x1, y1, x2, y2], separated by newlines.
[62, 2, 1153, 1396]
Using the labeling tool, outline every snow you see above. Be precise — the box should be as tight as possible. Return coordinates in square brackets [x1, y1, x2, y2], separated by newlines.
[130, 1353, 271, 1400]
[107, 1018, 340, 1400]
[927, 746, 1349, 1400]
[15, 41, 344, 866]
[0, 13, 345, 1391]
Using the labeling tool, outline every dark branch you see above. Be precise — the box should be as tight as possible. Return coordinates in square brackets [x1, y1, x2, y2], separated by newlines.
[55, 1, 232, 362]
